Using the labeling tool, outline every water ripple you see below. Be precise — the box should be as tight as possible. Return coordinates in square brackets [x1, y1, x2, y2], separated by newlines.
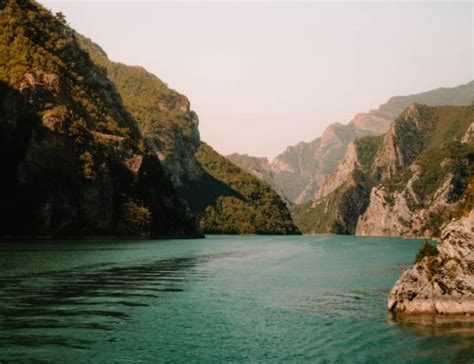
[0, 255, 209, 351]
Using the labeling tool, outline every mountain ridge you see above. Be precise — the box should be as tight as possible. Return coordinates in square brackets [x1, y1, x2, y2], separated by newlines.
[294, 103, 474, 237]
[77, 33, 299, 235]
[230, 81, 474, 204]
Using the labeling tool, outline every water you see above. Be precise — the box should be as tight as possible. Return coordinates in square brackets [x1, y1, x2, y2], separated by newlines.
[0, 235, 473, 363]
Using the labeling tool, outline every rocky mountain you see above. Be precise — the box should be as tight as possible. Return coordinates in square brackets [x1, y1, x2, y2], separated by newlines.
[78, 33, 299, 234]
[225, 153, 291, 204]
[388, 211, 474, 314]
[270, 121, 383, 204]
[294, 103, 474, 237]
[226, 153, 274, 187]
[0, 0, 200, 238]
[231, 81, 474, 204]
[293, 135, 383, 234]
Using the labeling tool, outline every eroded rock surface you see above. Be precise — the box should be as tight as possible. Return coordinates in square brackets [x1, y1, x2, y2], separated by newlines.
[388, 211, 474, 314]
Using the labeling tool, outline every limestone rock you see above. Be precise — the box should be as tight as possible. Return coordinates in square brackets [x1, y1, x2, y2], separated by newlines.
[315, 141, 359, 201]
[388, 211, 474, 314]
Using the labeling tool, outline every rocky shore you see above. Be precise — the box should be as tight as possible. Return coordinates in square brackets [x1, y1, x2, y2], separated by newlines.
[388, 211, 474, 314]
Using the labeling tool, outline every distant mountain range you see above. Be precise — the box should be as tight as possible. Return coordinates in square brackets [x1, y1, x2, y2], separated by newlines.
[229, 81, 474, 205]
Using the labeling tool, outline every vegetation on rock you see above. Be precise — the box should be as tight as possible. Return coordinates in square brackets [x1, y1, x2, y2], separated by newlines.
[294, 104, 474, 236]
[414, 240, 438, 264]
[78, 35, 299, 235]
[0, 0, 200, 238]
[195, 143, 300, 234]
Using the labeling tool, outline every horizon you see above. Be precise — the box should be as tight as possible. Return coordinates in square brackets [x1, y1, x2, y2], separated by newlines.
[40, 1, 472, 160]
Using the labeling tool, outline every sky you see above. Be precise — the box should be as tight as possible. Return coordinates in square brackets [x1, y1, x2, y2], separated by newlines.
[40, 1, 473, 160]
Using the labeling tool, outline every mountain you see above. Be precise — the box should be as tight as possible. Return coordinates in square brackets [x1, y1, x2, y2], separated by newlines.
[271, 122, 371, 203]
[294, 104, 474, 237]
[231, 81, 474, 204]
[0, 0, 200, 238]
[225, 153, 291, 204]
[78, 34, 299, 234]
[195, 144, 300, 234]
[226, 153, 274, 186]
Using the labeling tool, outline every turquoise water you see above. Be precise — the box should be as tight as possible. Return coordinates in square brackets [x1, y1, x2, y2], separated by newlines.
[0, 235, 473, 363]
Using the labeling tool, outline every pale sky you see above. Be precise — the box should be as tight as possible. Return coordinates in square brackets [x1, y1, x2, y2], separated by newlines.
[41, 1, 473, 160]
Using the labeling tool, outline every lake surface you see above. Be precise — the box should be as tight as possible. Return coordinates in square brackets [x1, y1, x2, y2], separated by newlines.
[0, 235, 473, 363]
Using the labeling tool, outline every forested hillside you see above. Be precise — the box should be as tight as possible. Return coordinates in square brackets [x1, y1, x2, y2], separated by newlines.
[0, 0, 201, 237]
[78, 34, 299, 234]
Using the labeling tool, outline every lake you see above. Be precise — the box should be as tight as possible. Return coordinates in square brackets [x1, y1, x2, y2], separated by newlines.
[0, 235, 473, 363]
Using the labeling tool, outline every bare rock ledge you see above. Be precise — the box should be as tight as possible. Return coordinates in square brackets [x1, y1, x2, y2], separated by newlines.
[388, 211, 474, 314]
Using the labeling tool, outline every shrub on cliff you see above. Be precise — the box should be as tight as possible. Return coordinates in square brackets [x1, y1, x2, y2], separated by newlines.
[414, 240, 438, 264]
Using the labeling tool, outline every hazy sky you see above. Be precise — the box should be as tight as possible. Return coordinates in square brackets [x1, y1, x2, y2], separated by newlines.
[41, 1, 473, 160]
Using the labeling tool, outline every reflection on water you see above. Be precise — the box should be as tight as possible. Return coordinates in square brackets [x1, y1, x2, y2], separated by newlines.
[389, 312, 474, 337]
[0, 255, 208, 350]
[388, 313, 474, 363]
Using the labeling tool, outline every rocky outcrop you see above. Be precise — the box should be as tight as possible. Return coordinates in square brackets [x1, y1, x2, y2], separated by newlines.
[356, 104, 473, 238]
[315, 141, 359, 201]
[387, 211, 474, 314]
[350, 111, 392, 134]
[356, 167, 459, 238]
[373, 104, 433, 180]
[462, 122, 474, 143]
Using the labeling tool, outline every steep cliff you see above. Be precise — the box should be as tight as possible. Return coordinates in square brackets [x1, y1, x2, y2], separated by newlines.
[233, 81, 473, 204]
[293, 136, 382, 234]
[77, 36, 204, 190]
[357, 104, 474, 238]
[78, 34, 298, 234]
[295, 104, 474, 236]
[271, 123, 364, 204]
[388, 211, 474, 314]
[0, 0, 201, 238]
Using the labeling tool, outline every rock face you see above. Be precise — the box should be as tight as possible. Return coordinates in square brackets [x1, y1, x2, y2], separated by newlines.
[226, 153, 275, 187]
[76, 36, 205, 191]
[295, 103, 474, 235]
[270, 122, 376, 204]
[232, 81, 474, 205]
[292, 135, 381, 234]
[356, 104, 474, 238]
[315, 141, 359, 201]
[0, 0, 201, 238]
[387, 211, 474, 314]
